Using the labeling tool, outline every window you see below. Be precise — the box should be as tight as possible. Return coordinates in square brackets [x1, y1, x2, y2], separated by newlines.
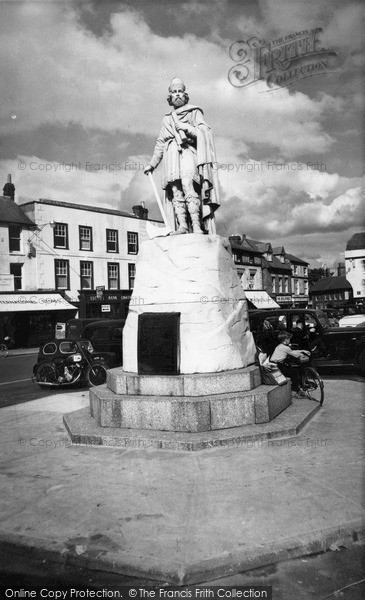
[304, 267, 308, 276]
[294, 279, 299, 294]
[9, 225, 21, 252]
[108, 263, 119, 289]
[79, 226, 93, 251]
[278, 276, 283, 293]
[106, 229, 119, 253]
[254, 256, 261, 265]
[54, 223, 68, 249]
[271, 276, 276, 293]
[55, 259, 69, 289]
[80, 261, 93, 290]
[284, 276, 289, 293]
[128, 263, 136, 289]
[10, 263, 22, 290]
[293, 265, 298, 275]
[127, 232, 138, 254]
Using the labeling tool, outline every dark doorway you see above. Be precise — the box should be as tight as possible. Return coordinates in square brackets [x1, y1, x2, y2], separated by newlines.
[138, 313, 180, 375]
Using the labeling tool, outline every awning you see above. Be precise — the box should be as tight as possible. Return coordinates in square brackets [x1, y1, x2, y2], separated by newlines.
[245, 291, 280, 309]
[0, 293, 77, 312]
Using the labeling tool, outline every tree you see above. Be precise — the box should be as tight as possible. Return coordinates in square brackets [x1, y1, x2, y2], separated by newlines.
[308, 268, 326, 288]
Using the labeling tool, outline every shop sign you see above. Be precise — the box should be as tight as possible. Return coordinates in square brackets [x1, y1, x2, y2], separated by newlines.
[292, 295, 309, 301]
[276, 295, 292, 303]
[101, 304, 111, 312]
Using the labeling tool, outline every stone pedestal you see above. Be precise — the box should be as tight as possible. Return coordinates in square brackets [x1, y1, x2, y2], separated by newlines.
[64, 233, 295, 451]
[123, 234, 256, 374]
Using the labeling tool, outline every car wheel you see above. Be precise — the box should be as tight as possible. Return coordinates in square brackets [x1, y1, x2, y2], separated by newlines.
[86, 364, 108, 387]
[357, 349, 365, 375]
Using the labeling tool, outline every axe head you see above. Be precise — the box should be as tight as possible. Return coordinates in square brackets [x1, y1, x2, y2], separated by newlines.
[146, 220, 173, 239]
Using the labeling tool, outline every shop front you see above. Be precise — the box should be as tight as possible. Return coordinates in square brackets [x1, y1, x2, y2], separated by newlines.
[78, 289, 132, 320]
[245, 291, 280, 309]
[0, 292, 77, 348]
[275, 295, 293, 307]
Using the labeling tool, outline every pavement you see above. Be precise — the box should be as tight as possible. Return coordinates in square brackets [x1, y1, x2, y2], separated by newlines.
[0, 377, 364, 586]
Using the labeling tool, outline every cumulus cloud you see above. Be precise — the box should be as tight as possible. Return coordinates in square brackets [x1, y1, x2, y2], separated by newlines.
[1, 1, 335, 157]
[2, 155, 135, 209]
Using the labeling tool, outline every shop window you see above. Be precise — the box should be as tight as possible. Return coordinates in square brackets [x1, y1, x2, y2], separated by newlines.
[9, 225, 21, 252]
[55, 259, 70, 289]
[108, 263, 119, 289]
[128, 263, 136, 289]
[10, 263, 22, 290]
[80, 261, 93, 290]
[106, 229, 119, 253]
[79, 226, 93, 251]
[53, 223, 68, 249]
[127, 232, 138, 254]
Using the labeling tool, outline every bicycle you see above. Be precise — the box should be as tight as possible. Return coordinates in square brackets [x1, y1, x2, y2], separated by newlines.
[300, 364, 324, 406]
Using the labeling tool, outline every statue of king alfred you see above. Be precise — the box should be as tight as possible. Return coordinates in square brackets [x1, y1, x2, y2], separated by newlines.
[144, 77, 220, 235]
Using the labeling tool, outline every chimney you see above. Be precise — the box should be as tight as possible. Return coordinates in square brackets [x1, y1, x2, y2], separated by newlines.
[132, 202, 149, 220]
[3, 174, 15, 201]
[337, 262, 346, 276]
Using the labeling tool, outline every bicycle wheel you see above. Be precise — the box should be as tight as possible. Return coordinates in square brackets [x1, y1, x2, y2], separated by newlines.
[35, 362, 57, 387]
[0, 344, 8, 359]
[86, 364, 107, 387]
[302, 366, 324, 405]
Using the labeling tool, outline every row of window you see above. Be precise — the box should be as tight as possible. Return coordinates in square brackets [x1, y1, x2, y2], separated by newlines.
[55, 260, 136, 290]
[271, 276, 309, 295]
[9, 224, 139, 255]
[312, 292, 349, 302]
[55, 224, 138, 254]
[9, 261, 136, 291]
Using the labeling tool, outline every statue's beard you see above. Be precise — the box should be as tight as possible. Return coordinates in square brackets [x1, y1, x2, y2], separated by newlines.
[172, 97, 186, 108]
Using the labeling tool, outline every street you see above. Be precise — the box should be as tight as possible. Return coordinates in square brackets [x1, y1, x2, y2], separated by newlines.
[0, 353, 90, 408]
[0, 354, 364, 598]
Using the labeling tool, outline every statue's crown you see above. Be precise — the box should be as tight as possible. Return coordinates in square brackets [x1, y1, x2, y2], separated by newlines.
[169, 77, 185, 91]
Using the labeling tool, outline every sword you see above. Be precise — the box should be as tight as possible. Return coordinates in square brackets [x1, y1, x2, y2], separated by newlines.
[145, 172, 173, 238]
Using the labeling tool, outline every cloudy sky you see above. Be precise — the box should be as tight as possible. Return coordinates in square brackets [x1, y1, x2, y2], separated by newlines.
[1, 0, 364, 268]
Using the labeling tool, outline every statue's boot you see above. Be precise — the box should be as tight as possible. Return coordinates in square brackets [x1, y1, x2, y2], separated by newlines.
[187, 195, 205, 234]
[172, 197, 189, 234]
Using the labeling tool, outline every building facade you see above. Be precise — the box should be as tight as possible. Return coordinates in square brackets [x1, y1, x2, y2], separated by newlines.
[229, 235, 309, 308]
[0, 175, 160, 347]
[345, 232, 365, 305]
[309, 276, 353, 309]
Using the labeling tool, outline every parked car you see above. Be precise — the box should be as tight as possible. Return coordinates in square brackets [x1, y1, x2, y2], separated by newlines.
[338, 314, 365, 328]
[66, 318, 125, 366]
[32, 338, 112, 388]
[249, 308, 365, 375]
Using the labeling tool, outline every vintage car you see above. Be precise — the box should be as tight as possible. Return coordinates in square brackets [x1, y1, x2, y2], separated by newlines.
[65, 318, 125, 366]
[249, 308, 365, 375]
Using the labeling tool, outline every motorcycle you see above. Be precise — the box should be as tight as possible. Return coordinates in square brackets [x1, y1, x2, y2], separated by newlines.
[33, 338, 109, 388]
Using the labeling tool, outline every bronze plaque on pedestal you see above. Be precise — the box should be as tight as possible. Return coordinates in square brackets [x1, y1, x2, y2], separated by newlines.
[138, 313, 180, 375]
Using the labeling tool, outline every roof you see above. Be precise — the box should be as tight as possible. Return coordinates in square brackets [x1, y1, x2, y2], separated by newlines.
[284, 253, 309, 265]
[310, 276, 352, 292]
[346, 232, 365, 251]
[0, 196, 36, 227]
[18, 198, 161, 223]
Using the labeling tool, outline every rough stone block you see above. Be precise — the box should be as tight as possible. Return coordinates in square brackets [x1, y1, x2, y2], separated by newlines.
[210, 393, 256, 429]
[126, 374, 184, 397]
